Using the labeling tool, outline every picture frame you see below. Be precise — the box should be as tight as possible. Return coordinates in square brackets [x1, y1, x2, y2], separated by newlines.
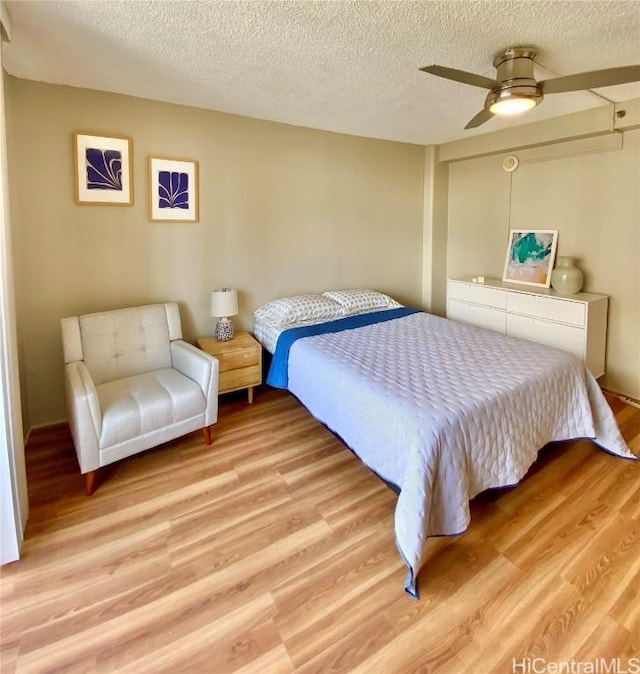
[73, 132, 133, 205]
[148, 156, 199, 222]
[502, 229, 558, 288]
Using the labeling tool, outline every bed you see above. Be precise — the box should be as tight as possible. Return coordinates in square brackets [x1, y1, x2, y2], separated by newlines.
[254, 290, 636, 598]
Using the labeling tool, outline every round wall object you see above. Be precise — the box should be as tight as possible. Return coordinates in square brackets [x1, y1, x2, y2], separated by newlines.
[502, 155, 519, 172]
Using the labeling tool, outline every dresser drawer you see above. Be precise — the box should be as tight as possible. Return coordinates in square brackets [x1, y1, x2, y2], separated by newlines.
[506, 292, 585, 327]
[506, 314, 584, 359]
[507, 293, 586, 327]
[448, 299, 506, 333]
[448, 281, 507, 310]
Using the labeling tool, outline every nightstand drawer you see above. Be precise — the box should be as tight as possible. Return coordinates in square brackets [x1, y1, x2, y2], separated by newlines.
[216, 347, 260, 372]
[219, 365, 261, 392]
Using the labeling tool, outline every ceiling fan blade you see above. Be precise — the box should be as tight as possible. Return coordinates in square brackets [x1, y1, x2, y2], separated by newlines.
[540, 65, 640, 93]
[464, 108, 495, 130]
[420, 64, 501, 90]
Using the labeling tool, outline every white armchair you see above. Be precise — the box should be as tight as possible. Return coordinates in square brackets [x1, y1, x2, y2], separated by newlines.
[61, 303, 219, 495]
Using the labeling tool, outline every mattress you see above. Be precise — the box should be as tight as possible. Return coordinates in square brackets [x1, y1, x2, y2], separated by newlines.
[254, 316, 329, 355]
[254, 307, 401, 354]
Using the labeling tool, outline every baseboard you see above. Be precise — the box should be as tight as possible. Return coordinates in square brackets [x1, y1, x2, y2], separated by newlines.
[24, 420, 70, 447]
[602, 388, 640, 410]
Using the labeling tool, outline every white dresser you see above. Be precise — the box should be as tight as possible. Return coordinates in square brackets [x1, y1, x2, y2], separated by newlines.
[447, 278, 608, 378]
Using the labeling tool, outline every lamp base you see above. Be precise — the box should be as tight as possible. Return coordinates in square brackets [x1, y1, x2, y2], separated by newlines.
[215, 318, 234, 341]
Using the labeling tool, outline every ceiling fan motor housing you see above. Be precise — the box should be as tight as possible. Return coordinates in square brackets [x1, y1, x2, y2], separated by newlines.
[489, 47, 543, 109]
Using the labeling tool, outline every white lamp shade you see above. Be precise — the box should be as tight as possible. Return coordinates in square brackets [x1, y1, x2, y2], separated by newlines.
[210, 288, 238, 318]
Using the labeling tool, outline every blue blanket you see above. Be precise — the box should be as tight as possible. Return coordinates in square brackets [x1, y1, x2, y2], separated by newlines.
[266, 307, 419, 389]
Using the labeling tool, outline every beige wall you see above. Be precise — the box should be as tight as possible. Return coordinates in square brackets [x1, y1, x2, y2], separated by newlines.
[446, 130, 640, 399]
[7, 78, 425, 426]
[7, 75, 639, 427]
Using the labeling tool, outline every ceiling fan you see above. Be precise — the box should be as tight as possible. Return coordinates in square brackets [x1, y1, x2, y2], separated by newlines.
[420, 47, 640, 129]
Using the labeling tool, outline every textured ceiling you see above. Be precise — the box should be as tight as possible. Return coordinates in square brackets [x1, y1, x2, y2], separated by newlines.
[3, 0, 640, 145]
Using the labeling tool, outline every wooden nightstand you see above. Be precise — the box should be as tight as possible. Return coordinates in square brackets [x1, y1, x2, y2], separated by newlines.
[196, 332, 262, 403]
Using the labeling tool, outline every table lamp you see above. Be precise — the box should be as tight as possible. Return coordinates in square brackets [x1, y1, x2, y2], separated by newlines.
[210, 288, 238, 341]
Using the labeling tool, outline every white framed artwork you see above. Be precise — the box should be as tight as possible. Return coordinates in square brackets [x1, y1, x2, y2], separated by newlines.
[148, 156, 199, 222]
[73, 131, 133, 206]
[502, 229, 558, 288]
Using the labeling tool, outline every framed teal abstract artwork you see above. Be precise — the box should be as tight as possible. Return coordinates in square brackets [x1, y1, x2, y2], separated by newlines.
[502, 229, 558, 288]
[148, 156, 199, 223]
[73, 132, 133, 206]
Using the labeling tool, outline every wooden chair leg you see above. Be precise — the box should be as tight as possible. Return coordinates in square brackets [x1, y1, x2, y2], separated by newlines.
[203, 426, 212, 445]
[85, 470, 99, 496]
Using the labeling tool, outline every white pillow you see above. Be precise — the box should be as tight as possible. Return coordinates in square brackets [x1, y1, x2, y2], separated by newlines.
[254, 293, 345, 326]
[322, 289, 401, 313]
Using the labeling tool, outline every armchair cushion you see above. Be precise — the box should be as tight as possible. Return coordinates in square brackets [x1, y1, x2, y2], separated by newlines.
[98, 368, 205, 447]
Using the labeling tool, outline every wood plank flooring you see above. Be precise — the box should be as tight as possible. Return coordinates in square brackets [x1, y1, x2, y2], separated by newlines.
[1, 388, 639, 673]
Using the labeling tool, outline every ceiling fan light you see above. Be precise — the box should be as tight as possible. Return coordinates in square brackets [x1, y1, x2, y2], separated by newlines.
[486, 85, 543, 117]
[490, 97, 537, 115]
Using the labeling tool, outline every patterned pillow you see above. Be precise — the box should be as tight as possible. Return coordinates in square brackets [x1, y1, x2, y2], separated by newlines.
[322, 289, 401, 313]
[254, 293, 345, 326]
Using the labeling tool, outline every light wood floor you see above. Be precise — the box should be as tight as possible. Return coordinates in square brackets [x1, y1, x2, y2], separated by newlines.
[2, 388, 639, 673]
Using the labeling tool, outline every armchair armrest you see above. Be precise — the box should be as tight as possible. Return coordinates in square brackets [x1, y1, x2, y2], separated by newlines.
[171, 340, 219, 426]
[65, 361, 102, 473]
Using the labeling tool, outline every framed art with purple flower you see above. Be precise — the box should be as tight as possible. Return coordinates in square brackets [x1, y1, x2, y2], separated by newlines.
[148, 156, 199, 222]
[73, 132, 133, 205]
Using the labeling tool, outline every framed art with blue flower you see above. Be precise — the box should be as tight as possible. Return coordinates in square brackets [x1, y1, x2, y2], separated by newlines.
[148, 156, 199, 222]
[73, 132, 133, 205]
